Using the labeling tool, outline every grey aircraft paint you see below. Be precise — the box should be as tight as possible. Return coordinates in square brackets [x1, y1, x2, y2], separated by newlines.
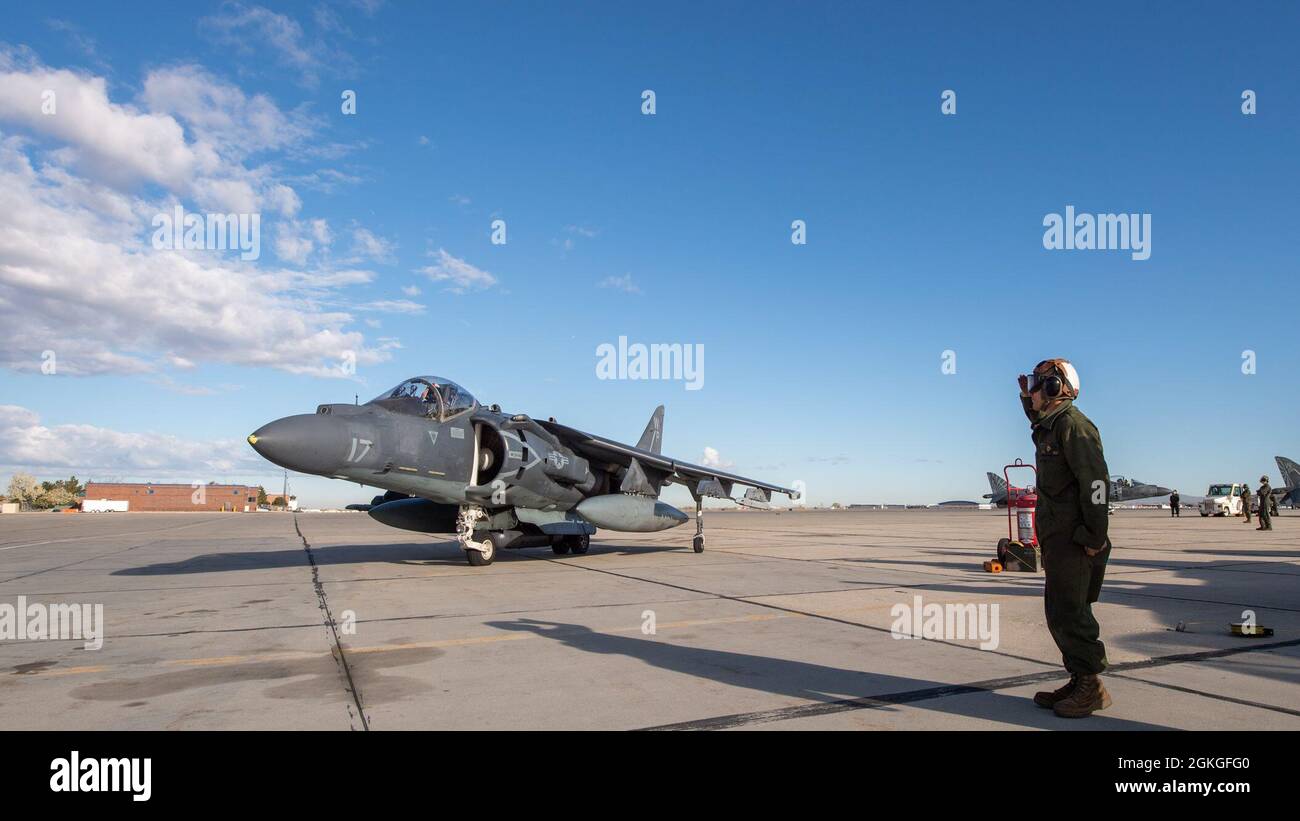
[1108, 476, 1173, 503]
[248, 376, 798, 566]
[1273, 456, 1300, 507]
[982, 470, 1172, 506]
[983, 472, 1010, 506]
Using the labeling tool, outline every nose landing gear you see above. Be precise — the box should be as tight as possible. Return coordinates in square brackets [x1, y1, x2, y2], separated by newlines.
[457, 505, 495, 566]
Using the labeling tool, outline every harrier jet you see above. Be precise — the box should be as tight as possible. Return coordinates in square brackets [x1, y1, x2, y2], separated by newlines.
[248, 376, 798, 566]
[1108, 476, 1173, 503]
[984, 471, 1171, 506]
[983, 472, 1031, 507]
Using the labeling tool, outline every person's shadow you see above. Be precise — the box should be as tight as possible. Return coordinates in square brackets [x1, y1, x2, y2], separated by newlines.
[485, 618, 1172, 730]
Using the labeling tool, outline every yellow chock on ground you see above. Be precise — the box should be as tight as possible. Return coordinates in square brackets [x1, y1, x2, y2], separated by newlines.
[1230, 624, 1274, 638]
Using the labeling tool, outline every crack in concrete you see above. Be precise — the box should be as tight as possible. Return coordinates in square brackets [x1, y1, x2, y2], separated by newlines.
[294, 515, 370, 731]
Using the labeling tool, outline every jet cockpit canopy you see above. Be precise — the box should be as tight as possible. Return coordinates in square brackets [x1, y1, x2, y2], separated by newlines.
[369, 376, 477, 421]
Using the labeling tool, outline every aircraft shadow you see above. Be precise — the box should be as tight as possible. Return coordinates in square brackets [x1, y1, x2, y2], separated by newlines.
[484, 617, 1173, 730]
[830, 563, 1300, 691]
[112, 541, 488, 575]
[112, 539, 690, 576]
[1180, 548, 1300, 559]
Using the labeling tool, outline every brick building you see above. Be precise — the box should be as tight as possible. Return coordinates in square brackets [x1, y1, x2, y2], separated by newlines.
[82, 482, 260, 512]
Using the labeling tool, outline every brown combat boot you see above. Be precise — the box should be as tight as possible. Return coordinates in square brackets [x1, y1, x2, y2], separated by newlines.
[1052, 674, 1112, 718]
[1033, 675, 1078, 709]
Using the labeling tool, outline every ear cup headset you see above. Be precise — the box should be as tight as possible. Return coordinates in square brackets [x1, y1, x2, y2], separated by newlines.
[1026, 359, 1078, 399]
[1029, 372, 1063, 397]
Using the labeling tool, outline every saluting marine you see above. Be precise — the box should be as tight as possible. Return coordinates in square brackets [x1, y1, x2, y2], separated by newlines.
[1019, 359, 1114, 718]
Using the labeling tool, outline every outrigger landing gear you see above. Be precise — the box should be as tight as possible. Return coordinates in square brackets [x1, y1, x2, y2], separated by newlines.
[691, 491, 705, 553]
[457, 505, 495, 566]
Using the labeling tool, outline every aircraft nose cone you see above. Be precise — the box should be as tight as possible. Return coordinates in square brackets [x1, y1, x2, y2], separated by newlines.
[248, 414, 349, 476]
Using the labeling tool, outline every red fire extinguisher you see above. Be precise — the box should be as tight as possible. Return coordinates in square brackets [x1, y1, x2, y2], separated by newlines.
[1011, 488, 1038, 547]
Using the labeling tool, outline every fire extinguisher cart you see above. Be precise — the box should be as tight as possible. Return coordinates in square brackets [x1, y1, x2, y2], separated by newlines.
[993, 459, 1041, 572]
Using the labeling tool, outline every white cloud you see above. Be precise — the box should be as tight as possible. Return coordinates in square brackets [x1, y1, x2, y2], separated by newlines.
[702, 447, 733, 469]
[274, 217, 332, 265]
[356, 299, 425, 314]
[0, 55, 393, 378]
[400, 284, 421, 296]
[0, 53, 309, 215]
[553, 223, 598, 255]
[310, 218, 332, 244]
[349, 227, 395, 264]
[598, 273, 641, 294]
[349, 0, 386, 15]
[199, 3, 339, 88]
[0, 51, 203, 191]
[288, 167, 363, 193]
[140, 64, 314, 157]
[46, 19, 101, 64]
[0, 404, 269, 477]
[274, 229, 314, 265]
[417, 248, 498, 293]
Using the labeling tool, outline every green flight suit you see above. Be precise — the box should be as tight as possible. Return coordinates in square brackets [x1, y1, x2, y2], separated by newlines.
[1258, 482, 1273, 530]
[1022, 397, 1112, 676]
[1242, 487, 1252, 523]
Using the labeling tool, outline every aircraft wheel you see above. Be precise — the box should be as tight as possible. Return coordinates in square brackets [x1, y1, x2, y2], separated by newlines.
[551, 540, 571, 556]
[464, 534, 496, 567]
[1200, 512, 1208, 517]
[566, 534, 590, 555]
[692, 535, 705, 553]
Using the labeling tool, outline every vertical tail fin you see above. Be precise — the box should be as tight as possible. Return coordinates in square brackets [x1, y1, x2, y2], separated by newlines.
[1276, 456, 1300, 488]
[637, 405, 665, 454]
[987, 472, 1007, 494]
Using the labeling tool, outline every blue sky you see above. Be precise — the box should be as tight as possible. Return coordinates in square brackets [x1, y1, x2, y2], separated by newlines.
[0, 1, 1296, 507]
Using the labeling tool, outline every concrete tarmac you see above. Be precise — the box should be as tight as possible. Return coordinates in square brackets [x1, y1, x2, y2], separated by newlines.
[1, 508, 1296, 730]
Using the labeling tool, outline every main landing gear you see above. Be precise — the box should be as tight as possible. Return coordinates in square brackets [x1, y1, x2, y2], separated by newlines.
[551, 534, 590, 556]
[458, 506, 593, 566]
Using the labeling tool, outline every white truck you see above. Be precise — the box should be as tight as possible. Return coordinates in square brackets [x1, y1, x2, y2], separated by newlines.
[1200, 484, 1244, 517]
[82, 499, 129, 513]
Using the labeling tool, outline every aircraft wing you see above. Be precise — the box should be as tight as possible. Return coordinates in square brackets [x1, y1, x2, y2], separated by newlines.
[537, 419, 798, 502]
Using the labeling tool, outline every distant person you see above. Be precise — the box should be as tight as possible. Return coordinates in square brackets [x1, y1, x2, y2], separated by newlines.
[1241, 483, 1252, 524]
[1257, 476, 1273, 531]
[1169, 490, 1180, 517]
[1269, 493, 1279, 517]
[1018, 359, 1113, 718]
